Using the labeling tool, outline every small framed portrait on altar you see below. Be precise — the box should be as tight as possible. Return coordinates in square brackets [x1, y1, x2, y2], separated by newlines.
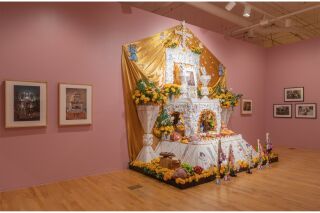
[284, 87, 304, 102]
[59, 83, 92, 126]
[241, 99, 253, 115]
[5, 80, 47, 128]
[186, 70, 196, 86]
[273, 104, 292, 118]
[295, 103, 317, 119]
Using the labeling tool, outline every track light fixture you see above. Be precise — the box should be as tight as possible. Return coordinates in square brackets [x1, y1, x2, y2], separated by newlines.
[243, 5, 251, 17]
[225, 2, 236, 11]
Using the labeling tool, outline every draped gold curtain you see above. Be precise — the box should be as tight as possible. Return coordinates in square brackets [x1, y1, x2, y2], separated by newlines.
[121, 25, 227, 161]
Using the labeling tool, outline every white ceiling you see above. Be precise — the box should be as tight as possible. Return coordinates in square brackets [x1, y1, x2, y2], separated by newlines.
[125, 2, 320, 48]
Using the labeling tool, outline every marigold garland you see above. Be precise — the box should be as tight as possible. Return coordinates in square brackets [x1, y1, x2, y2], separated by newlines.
[130, 152, 278, 188]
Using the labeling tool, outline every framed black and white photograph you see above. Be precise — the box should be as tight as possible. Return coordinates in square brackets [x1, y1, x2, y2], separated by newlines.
[273, 104, 292, 118]
[59, 83, 93, 126]
[295, 103, 317, 119]
[5, 80, 47, 128]
[284, 87, 304, 102]
[241, 99, 253, 115]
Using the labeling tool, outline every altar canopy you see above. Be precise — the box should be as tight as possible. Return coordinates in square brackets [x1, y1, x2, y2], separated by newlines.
[122, 24, 227, 160]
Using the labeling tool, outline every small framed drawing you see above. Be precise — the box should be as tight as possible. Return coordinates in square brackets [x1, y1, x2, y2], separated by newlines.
[5, 80, 47, 128]
[295, 103, 317, 119]
[241, 99, 253, 115]
[284, 87, 304, 102]
[273, 104, 292, 118]
[59, 83, 92, 126]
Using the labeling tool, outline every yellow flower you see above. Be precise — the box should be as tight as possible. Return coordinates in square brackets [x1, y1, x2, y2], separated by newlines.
[135, 99, 139, 105]
[152, 92, 158, 99]
[175, 178, 186, 185]
[163, 96, 167, 102]
[134, 90, 141, 96]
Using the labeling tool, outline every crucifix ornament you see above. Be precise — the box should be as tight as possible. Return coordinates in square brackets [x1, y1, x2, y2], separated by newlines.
[175, 20, 193, 49]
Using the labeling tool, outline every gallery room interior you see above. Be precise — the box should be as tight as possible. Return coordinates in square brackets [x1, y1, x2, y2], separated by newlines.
[0, 1, 319, 211]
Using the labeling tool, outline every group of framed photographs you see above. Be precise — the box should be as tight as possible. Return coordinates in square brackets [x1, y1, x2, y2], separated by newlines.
[4, 80, 92, 128]
[273, 87, 317, 119]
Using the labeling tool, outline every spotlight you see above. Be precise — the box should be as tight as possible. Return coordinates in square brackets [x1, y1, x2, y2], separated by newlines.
[225, 2, 236, 11]
[243, 5, 251, 17]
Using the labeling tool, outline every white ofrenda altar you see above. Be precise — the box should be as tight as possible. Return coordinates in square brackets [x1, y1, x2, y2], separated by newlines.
[155, 21, 257, 169]
[134, 21, 257, 168]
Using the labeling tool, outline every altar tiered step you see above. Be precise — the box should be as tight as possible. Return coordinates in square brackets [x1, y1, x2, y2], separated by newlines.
[155, 134, 258, 169]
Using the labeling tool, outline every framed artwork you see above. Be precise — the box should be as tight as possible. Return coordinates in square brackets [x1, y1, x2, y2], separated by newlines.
[241, 99, 253, 115]
[295, 103, 317, 119]
[59, 83, 92, 126]
[284, 87, 304, 102]
[273, 104, 292, 118]
[5, 80, 47, 128]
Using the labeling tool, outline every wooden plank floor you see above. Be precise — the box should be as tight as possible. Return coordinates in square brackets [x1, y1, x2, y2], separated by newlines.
[1, 147, 320, 210]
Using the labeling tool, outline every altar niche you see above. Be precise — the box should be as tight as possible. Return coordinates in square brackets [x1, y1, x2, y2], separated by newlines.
[172, 111, 185, 137]
[173, 63, 198, 87]
[198, 110, 217, 133]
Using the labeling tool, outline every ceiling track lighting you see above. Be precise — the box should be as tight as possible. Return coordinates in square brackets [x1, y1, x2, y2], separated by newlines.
[247, 29, 255, 38]
[243, 5, 251, 18]
[259, 19, 269, 26]
[225, 2, 236, 11]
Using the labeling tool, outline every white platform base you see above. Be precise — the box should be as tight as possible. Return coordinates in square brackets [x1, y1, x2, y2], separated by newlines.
[155, 134, 257, 169]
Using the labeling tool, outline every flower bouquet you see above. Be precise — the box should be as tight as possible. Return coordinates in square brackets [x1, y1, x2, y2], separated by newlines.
[154, 109, 174, 140]
[213, 85, 242, 109]
[132, 79, 167, 105]
[162, 83, 181, 102]
[213, 84, 242, 128]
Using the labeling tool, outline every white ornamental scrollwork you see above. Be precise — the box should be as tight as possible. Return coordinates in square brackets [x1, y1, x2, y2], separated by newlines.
[143, 134, 154, 146]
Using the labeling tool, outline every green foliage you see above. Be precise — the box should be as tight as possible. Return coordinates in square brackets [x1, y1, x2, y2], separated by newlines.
[197, 88, 203, 99]
[181, 163, 194, 175]
[156, 109, 173, 127]
[136, 79, 158, 92]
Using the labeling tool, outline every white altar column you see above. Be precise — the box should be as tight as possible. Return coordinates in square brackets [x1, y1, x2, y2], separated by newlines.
[135, 105, 160, 162]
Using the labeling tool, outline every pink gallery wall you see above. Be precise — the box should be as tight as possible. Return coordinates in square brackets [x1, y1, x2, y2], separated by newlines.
[0, 3, 267, 191]
[266, 38, 320, 149]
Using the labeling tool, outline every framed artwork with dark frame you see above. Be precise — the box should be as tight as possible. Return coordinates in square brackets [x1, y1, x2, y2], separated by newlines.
[273, 104, 292, 118]
[284, 87, 304, 102]
[241, 99, 253, 115]
[5, 80, 47, 128]
[59, 83, 93, 126]
[295, 103, 317, 119]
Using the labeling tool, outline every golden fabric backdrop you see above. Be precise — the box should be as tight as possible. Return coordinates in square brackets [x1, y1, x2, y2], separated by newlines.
[122, 25, 227, 161]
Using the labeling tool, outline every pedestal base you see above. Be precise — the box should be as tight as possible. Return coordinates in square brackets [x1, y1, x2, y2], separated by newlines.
[155, 134, 258, 168]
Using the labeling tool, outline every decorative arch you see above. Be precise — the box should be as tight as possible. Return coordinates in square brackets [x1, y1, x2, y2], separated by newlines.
[198, 109, 217, 133]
